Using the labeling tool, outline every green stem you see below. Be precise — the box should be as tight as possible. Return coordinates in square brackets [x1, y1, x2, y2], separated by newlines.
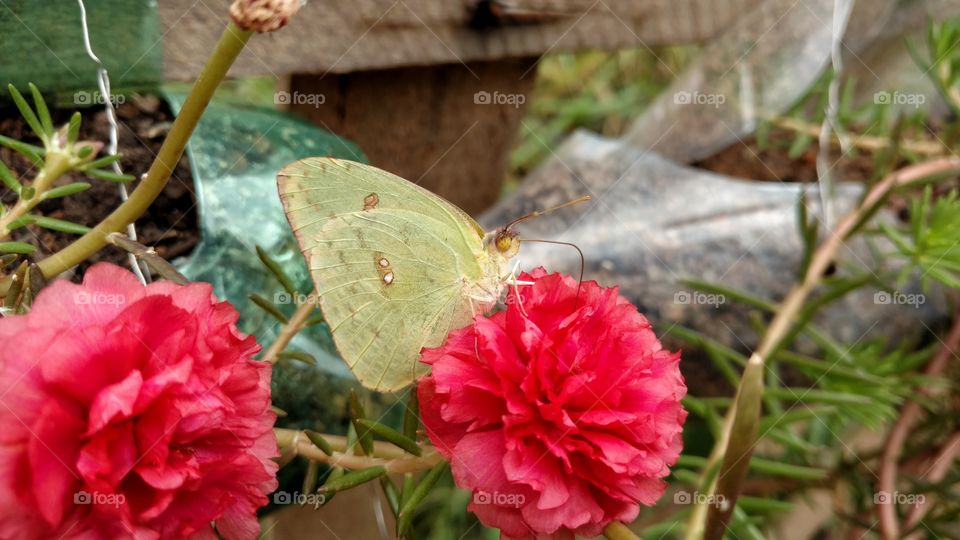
[0, 23, 252, 295]
[604, 522, 642, 540]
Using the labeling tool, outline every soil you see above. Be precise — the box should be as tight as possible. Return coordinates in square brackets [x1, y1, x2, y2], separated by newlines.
[0, 94, 198, 272]
[693, 128, 876, 183]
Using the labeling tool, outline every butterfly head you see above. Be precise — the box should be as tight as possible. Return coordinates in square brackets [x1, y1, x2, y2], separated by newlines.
[492, 228, 521, 259]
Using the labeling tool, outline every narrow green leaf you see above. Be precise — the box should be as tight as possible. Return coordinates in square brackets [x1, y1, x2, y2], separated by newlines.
[398, 473, 415, 510]
[675, 454, 708, 470]
[397, 461, 449, 535]
[3, 262, 27, 310]
[248, 293, 288, 323]
[710, 361, 764, 531]
[758, 406, 836, 432]
[7, 84, 46, 141]
[306, 313, 326, 326]
[77, 145, 94, 159]
[355, 419, 422, 456]
[31, 216, 90, 235]
[349, 389, 374, 455]
[28, 83, 53, 136]
[679, 278, 776, 311]
[80, 154, 123, 171]
[403, 388, 419, 441]
[0, 134, 44, 165]
[380, 476, 400, 517]
[86, 168, 135, 183]
[0, 242, 35, 254]
[319, 468, 345, 505]
[0, 160, 22, 194]
[277, 350, 316, 365]
[749, 457, 827, 480]
[765, 388, 875, 405]
[318, 466, 386, 494]
[4, 215, 37, 231]
[256, 245, 297, 296]
[304, 430, 334, 456]
[302, 460, 320, 495]
[67, 112, 81, 144]
[42, 182, 91, 200]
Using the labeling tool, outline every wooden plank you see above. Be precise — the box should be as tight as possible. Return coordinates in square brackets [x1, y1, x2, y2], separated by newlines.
[286, 58, 538, 215]
[159, 0, 763, 79]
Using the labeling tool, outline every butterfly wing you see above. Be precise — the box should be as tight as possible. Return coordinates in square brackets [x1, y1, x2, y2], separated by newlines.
[278, 158, 495, 391]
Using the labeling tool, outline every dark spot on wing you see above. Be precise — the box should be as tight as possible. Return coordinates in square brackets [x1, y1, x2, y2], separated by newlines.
[364, 192, 379, 211]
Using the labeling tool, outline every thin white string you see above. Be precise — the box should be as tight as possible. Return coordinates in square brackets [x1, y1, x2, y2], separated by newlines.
[77, 0, 149, 284]
[816, 0, 855, 231]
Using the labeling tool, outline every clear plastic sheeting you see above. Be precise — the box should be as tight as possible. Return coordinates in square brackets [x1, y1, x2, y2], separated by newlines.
[623, 0, 907, 164]
[164, 91, 366, 381]
[480, 130, 946, 352]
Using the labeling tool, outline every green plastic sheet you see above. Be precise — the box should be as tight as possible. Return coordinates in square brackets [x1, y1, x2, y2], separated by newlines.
[164, 91, 366, 382]
[0, 0, 162, 94]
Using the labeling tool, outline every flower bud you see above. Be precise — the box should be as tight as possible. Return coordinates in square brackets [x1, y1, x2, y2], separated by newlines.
[230, 0, 301, 32]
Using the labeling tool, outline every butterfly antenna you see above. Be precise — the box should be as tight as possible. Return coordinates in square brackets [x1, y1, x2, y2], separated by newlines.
[504, 195, 591, 230]
[519, 239, 585, 305]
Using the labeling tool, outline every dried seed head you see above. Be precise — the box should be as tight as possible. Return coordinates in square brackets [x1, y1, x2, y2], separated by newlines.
[230, 0, 301, 33]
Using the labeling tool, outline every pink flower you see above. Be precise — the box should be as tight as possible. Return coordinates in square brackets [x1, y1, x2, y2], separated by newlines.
[0, 263, 277, 539]
[418, 268, 686, 539]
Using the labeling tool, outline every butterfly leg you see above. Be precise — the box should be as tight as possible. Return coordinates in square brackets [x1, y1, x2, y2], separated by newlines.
[504, 260, 531, 319]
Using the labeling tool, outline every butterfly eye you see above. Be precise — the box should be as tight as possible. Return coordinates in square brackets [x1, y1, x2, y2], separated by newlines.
[495, 230, 520, 258]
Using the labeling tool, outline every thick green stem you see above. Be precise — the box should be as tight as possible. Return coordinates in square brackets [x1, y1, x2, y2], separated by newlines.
[0, 23, 252, 295]
[604, 522, 642, 540]
[691, 157, 960, 539]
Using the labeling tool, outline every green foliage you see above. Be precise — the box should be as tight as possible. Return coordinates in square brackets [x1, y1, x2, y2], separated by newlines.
[880, 187, 960, 289]
[510, 46, 693, 184]
[0, 83, 140, 269]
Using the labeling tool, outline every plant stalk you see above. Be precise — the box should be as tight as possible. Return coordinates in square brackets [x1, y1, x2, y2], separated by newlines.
[691, 157, 960, 539]
[274, 428, 443, 474]
[0, 23, 252, 296]
[262, 295, 316, 363]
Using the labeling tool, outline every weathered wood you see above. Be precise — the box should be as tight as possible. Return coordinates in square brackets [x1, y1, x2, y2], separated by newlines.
[159, 0, 763, 79]
[286, 59, 537, 214]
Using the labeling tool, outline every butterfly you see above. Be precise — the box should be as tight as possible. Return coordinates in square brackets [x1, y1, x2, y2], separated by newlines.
[277, 158, 525, 392]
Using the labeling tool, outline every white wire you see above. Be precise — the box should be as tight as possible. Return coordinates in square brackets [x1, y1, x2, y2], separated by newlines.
[816, 0, 856, 231]
[77, 0, 149, 284]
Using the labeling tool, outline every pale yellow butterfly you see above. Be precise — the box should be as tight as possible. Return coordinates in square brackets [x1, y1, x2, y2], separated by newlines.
[277, 158, 524, 392]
